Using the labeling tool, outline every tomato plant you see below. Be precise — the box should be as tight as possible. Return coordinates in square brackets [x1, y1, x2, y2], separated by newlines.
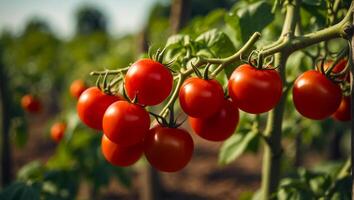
[77, 87, 121, 130]
[292, 70, 342, 120]
[1, 0, 353, 199]
[144, 125, 194, 172]
[228, 64, 282, 114]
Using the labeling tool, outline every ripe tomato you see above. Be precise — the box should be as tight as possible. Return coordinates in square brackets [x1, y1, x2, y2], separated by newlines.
[324, 59, 349, 81]
[101, 135, 143, 167]
[103, 101, 150, 146]
[125, 59, 173, 106]
[332, 96, 351, 121]
[50, 122, 66, 143]
[144, 126, 194, 172]
[189, 99, 239, 142]
[228, 64, 282, 114]
[179, 77, 224, 118]
[70, 79, 87, 99]
[292, 70, 342, 120]
[21, 94, 42, 113]
[77, 87, 121, 130]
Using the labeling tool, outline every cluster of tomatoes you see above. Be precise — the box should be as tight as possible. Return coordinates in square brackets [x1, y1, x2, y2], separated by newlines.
[20, 55, 351, 172]
[74, 57, 351, 172]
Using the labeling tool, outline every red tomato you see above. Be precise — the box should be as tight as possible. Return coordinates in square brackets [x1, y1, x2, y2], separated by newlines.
[144, 126, 194, 172]
[332, 96, 351, 121]
[228, 64, 282, 114]
[189, 99, 239, 142]
[70, 79, 87, 99]
[21, 94, 42, 113]
[125, 59, 173, 106]
[103, 101, 150, 146]
[324, 59, 349, 81]
[293, 70, 342, 120]
[50, 122, 66, 143]
[101, 135, 143, 167]
[179, 77, 224, 118]
[77, 87, 121, 130]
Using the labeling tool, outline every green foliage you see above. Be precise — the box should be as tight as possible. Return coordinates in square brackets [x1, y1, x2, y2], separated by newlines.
[218, 115, 260, 165]
[276, 167, 351, 200]
[226, 1, 274, 44]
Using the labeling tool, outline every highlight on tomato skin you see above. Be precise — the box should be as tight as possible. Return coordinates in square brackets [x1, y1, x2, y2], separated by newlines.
[21, 94, 42, 113]
[124, 58, 173, 106]
[70, 79, 87, 99]
[189, 99, 239, 142]
[101, 135, 143, 167]
[50, 122, 66, 143]
[77, 87, 122, 130]
[102, 101, 150, 147]
[179, 77, 224, 118]
[228, 64, 283, 114]
[332, 96, 351, 122]
[144, 126, 194, 173]
[292, 70, 342, 120]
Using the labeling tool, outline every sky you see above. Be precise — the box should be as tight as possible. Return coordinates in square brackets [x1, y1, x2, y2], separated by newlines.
[0, 0, 159, 38]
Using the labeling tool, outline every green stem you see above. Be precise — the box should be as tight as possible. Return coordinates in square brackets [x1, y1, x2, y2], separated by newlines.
[261, 3, 353, 57]
[261, 53, 289, 199]
[261, 0, 299, 199]
[159, 32, 261, 117]
[90, 67, 130, 76]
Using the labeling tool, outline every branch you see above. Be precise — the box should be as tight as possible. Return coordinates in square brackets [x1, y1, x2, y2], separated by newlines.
[261, 3, 354, 57]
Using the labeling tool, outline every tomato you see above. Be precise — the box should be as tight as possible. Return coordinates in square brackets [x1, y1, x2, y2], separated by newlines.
[332, 96, 351, 121]
[101, 135, 143, 167]
[228, 64, 282, 114]
[292, 70, 342, 120]
[21, 94, 42, 113]
[189, 99, 239, 142]
[179, 77, 224, 118]
[70, 79, 87, 99]
[50, 122, 66, 143]
[77, 87, 121, 130]
[125, 59, 173, 106]
[324, 59, 349, 81]
[144, 126, 194, 172]
[103, 101, 150, 146]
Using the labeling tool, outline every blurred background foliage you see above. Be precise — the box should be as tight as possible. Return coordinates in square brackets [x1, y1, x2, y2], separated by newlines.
[0, 0, 351, 199]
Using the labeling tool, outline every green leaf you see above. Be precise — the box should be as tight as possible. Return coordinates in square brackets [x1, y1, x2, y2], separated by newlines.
[226, 1, 274, 43]
[218, 128, 259, 165]
[165, 34, 190, 48]
[0, 182, 40, 200]
[17, 161, 44, 181]
[195, 29, 235, 58]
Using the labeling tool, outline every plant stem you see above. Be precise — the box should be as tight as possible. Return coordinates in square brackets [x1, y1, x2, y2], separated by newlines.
[261, 3, 354, 57]
[261, 52, 288, 199]
[261, 0, 299, 199]
[159, 32, 261, 117]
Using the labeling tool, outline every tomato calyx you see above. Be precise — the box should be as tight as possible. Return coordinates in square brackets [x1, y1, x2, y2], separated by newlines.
[149, 105, 185, 128]
[244, 50, 278, 70]
[148, 47, 176, 73]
